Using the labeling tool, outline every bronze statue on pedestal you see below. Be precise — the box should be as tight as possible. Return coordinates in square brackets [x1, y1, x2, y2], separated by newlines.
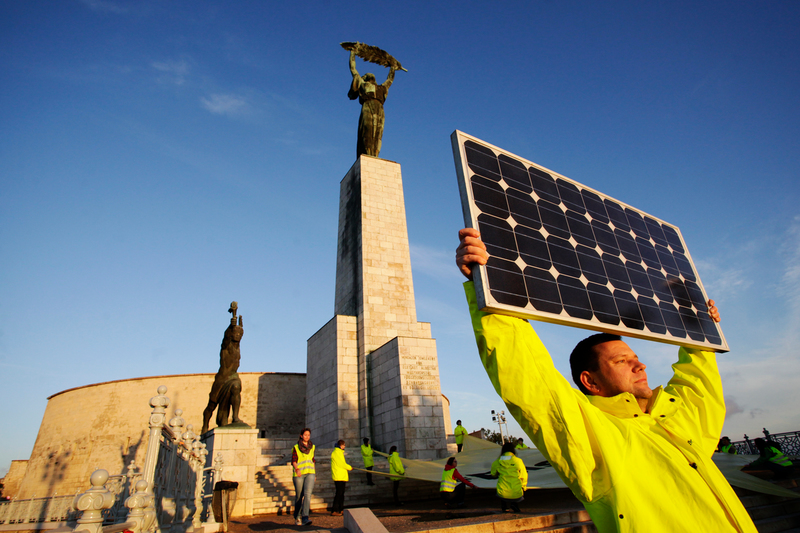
[201, 302, 245, 434]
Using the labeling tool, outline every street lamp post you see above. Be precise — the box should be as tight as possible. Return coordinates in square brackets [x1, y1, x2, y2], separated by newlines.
[491, 409, 508, 444]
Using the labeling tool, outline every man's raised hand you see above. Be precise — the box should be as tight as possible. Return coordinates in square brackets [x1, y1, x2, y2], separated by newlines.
[707, 299, 721, 323]
[456, 228, 489, 280]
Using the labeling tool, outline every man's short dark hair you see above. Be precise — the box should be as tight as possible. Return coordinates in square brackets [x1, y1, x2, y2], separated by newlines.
[570, 333, 622, 394]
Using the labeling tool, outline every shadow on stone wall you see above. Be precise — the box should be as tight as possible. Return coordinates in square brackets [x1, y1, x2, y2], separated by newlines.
[256, 373, 306, 438]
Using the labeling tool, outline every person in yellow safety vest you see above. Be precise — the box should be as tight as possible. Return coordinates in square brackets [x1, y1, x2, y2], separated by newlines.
[330, 439, 353, 516]
[388, 445, 405, 505]
[717, 436, 737, 454]
[454, 420, 468, 452]
[748, 438, 794, 479]
[514, 438, 529, 450]
[291, 428, 315, 526]
[491, 442, 527, 513]
[456, 228, 759, 533]
[361, 437, 376, 486]
[440, 456, 476, 507]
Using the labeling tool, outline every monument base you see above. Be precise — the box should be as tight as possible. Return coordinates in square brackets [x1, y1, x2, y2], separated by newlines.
[306, 156, 448, 460]
[202, 427, 259, 517]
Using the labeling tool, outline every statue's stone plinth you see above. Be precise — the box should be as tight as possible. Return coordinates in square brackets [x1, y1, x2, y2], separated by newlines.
[202, 426, 259, 516]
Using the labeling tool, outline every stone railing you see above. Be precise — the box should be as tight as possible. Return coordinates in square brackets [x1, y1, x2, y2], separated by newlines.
[0, 493, 77, 526]
[0, 465, 140, 529]
[0, 386, 221, 533]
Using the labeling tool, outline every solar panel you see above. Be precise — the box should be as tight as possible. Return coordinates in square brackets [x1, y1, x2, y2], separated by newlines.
[451, 130, 728, 352]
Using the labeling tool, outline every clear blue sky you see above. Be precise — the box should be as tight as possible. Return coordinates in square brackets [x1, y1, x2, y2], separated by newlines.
[2, 1, 799, 476]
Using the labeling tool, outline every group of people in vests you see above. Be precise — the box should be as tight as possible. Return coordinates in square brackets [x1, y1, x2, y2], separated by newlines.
[289, 429, 408, 525]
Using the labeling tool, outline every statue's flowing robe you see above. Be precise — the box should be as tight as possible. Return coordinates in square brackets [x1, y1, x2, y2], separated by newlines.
[349, 76, 389, 158]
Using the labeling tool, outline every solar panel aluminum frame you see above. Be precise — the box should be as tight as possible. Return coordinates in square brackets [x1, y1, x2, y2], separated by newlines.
[451, 130, 728, 353]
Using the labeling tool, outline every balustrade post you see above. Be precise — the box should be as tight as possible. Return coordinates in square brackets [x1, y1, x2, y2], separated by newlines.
[142, 386, 169, 533]
[173, 425, 197, 532]
[202, 454, 223, 530]
[187, 440, 206, 532]
[161, 409, 185, 533]
[72, 471, 115, 533]
[143, 386, 170, 489]
[124, 480, 155, 533]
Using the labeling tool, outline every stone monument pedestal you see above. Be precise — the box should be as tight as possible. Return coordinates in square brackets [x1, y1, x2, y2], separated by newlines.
[202, 426, 259, 516]
[306, 156, 448, 459]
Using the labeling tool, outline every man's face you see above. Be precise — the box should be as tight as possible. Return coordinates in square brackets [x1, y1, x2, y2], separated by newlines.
[587, 340, 652, 400]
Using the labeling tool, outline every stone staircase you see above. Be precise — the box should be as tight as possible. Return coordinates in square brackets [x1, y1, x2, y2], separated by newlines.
[252, 444, 440, 516]
[738, 475, 800, 533]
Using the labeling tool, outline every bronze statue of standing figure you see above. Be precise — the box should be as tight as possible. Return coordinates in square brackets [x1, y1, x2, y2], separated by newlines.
[342, 42, 406, 159]
[201, 302, 245, 434]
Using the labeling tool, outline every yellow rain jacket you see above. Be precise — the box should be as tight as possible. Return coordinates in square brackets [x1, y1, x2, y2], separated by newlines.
[490, 452, 527, 499]
[466, 282, 757, 533]
[454, 424, 468, 445]
[389, 452, 405, 481]
[361, 443, 374, 468]
[331, 447, 353, 482]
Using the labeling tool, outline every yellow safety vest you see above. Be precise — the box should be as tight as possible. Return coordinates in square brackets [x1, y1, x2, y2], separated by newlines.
[454, 425, 467, 445]
[361, 444, 374, 468]
[768, 447, 792, 467]
[515, 443, 529, 450]
[293, 444, 315, 477]
[440, 468, 457, 492]
[720, 444, 737, 454]
[331, 447, 352, 481]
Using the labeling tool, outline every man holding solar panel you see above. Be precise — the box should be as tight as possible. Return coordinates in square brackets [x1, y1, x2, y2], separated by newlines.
[456, 227, 757, 532]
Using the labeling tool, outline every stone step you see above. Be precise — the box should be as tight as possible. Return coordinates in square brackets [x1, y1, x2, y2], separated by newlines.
[753, 512, 800, 533]
[747, 498, 800, 522]
[734, 473, 800, 533]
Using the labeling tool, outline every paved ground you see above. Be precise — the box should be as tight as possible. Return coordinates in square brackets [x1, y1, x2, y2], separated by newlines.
[226, 487, 585, 533]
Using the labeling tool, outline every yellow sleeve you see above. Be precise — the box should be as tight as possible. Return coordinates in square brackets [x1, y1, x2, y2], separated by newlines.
[465, 282, 599, 500]
[666, 347, 726, 457]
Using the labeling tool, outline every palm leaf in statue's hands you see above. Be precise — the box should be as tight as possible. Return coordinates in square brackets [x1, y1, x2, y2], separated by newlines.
[341, 41, 407, 72]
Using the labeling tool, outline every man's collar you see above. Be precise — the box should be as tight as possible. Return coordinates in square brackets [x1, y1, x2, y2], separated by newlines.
[586, 386, 666, 418]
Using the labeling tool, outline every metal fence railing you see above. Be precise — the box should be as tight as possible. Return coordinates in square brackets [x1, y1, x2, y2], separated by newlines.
[731, 428, 800, 457]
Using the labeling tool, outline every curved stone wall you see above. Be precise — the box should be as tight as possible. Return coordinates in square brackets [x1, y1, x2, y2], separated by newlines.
[13, 372, 305, 499]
